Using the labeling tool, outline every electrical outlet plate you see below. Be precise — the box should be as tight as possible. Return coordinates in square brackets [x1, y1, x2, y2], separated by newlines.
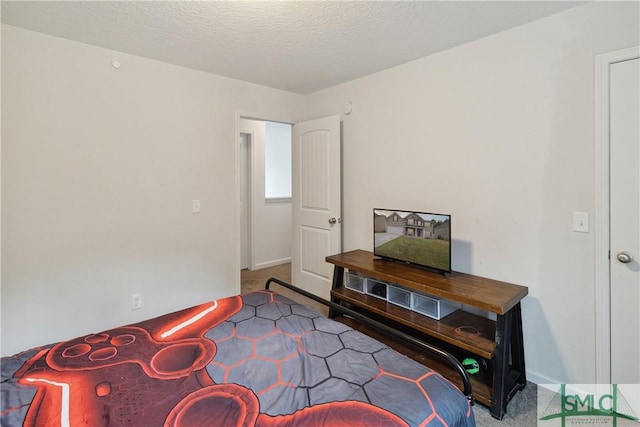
[192, 199, 201, 213]
[131, 294, 142, 310]
[573, 212, 589, 233]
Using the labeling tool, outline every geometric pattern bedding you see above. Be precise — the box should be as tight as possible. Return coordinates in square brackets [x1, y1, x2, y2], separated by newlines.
[1, 290, 475, 427]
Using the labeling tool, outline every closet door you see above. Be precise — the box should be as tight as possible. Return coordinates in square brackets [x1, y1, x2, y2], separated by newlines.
[610, 57, 639, 386]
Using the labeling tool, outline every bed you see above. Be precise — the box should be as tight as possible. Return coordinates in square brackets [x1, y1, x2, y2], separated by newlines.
[1, 279, 475, 427]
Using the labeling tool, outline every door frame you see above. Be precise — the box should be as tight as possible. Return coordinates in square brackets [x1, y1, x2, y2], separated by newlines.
[594, 46, 640, 385]
[233, 110, 295, 293]
[239, 130, 253, 270]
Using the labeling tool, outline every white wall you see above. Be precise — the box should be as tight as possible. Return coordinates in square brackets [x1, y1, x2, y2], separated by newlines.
[239, 118, 292, 270]
[2, 1, 638, 385]
[304, 1, 639, 385]
[1, 25, 304, 356]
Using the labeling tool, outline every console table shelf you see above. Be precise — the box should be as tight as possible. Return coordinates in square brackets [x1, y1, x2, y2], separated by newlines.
[332, 287, 496, 358]
[326, 249, 528, 420]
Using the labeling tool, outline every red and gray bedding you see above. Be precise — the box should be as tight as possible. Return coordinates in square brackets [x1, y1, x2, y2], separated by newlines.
[1, 290, 475, 426]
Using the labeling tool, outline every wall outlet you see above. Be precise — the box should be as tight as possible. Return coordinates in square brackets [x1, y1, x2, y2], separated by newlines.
[573, 212, 589, 233]
[131, 294, 142, 310]
[192, 199, 201, 213]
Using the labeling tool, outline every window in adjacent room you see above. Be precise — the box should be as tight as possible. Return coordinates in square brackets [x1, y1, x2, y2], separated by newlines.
[265, 121, 292, 200]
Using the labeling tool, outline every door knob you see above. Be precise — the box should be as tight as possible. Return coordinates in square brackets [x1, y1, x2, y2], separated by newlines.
[617, 252, 634, 264]
[328, 217, 337, 225]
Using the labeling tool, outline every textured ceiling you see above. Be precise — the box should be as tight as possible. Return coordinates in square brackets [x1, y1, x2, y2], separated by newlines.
[1, 1, 585, 94]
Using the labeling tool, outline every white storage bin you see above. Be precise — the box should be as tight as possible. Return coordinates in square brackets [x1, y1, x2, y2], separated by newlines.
[365, 278, 388, 300]
[345, 271, 365, 293]
[387, 285, 412, 309]
[412, 293, 458, 320]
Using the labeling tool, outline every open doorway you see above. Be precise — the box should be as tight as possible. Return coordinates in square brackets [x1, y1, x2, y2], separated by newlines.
[235, 113, 342, 298]
[238, 117, 293, 273]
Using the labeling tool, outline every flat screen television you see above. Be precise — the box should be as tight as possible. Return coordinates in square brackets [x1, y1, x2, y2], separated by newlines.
[373, 208, 451, 273]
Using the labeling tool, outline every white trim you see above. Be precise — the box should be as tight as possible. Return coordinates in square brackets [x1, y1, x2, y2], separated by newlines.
[265, 197, 292, 203]
[594, 46, 640, 385]
[254, 257, 292, 270]
[233, 113, 242, 295]
[238, 131, 253, 272]
[526, 368, 564, 387]
[238, 126, 259, 271]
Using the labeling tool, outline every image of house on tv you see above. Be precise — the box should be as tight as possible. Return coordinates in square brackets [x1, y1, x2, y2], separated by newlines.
[374, 211, 450, 241]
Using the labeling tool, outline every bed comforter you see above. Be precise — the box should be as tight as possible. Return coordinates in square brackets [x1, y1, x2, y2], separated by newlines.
[1, 290, 475, 426]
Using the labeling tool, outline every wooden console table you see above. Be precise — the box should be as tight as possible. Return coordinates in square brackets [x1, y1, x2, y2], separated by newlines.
[326, 249, 528, 420]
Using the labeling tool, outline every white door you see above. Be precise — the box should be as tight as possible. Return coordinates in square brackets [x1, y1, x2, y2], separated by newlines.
[292, 115, 341, 299]
[610, 56, 640, 384]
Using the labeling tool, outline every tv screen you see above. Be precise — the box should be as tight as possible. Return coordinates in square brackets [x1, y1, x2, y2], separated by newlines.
[374, 208, 451, 273]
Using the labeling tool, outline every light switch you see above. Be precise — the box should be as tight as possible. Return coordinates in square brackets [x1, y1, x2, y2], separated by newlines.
[192, 199, 201, 214]
[573, 212, 589, 233]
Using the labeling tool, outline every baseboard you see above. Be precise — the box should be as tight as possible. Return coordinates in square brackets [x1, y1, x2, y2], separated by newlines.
[253, 258, 292, 270]
[526, 368, 563, 387]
